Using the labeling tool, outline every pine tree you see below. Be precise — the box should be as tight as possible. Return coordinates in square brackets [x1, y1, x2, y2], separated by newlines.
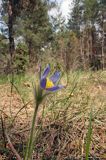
[1, 0, 53, 65]
[97, 0, 106, 69]
[68, 0, 82, 36]
[67, 0, 104, 70]
[15, 0, 53, 63]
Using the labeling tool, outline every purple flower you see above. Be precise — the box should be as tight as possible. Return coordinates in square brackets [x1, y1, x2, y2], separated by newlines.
[40, 64, 64, 92]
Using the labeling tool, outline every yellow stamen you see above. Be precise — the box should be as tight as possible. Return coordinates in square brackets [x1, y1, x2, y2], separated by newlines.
[46, 78, 54, 88]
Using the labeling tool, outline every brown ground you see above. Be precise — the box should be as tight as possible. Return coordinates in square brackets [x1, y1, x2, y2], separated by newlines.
[0, 72, 106, 160]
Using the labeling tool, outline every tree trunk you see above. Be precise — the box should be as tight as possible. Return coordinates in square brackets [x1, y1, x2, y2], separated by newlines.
[28, 40, 39, 65]
[80, 32, 86, 70]
[8, 0, 15, 57]
[28, 41, 34, 63]
[101, 14, 105, 70]
[8, 0, 15, 72]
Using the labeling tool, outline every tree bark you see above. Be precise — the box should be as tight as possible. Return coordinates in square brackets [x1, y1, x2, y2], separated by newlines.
[101, 13, 105, 70]
[8, 0, 15, 66]
[80, 32, 86, 70]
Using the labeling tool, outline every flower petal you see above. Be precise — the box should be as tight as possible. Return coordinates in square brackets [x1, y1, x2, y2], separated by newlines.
[40, 78, 46, 89]
[42, 64, 50, 79]
[46, 85, 64, 92]
[50, 71, 61, 84]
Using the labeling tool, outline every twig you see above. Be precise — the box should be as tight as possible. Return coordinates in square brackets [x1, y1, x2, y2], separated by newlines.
[0, 110, 9, 118]
[10, 100, 32, 126]
[10, 80, 29, 118]
[0, 115, 6, 148]
[5, 132, 22, 160]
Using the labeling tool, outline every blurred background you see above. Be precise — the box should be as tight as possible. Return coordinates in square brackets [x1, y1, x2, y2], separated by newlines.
[0, 0, 106, 74]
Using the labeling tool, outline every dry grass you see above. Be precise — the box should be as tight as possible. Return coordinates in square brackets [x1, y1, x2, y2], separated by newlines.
[0, 71, 106, 160]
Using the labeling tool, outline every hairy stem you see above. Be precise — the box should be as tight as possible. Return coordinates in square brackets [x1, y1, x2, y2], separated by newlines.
[24, 103, 39, 160]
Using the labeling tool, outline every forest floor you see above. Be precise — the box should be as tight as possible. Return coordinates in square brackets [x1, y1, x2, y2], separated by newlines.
[0, 71, 106, 160]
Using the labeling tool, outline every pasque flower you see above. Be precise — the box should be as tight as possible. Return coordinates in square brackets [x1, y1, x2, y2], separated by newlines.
[25, 64, 64, 160]
[40, 64, 64, 91]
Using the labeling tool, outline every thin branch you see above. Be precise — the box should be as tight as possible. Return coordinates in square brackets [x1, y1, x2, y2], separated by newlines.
[5, 132, 22, 160]
[10, 81, 29, 118]
[0, 115, 6, 148]
[11, 100, 32, 126]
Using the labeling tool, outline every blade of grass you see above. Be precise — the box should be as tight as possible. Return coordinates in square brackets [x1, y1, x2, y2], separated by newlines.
[85, 108, 93, 160]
